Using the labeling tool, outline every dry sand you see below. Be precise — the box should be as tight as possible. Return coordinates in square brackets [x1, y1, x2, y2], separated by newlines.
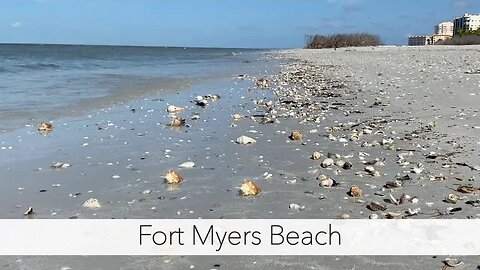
[1, 45, 479, 269]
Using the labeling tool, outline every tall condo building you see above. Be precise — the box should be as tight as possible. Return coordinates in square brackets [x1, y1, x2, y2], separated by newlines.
[435, 22, 454, 36]
[453, 13, 480, 35]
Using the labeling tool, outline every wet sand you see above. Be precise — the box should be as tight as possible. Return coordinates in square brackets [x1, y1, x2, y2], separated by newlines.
[1, 46, 480, 269]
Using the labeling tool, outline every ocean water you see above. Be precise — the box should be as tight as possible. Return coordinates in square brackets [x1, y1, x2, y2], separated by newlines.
[0, 44, 264, 130]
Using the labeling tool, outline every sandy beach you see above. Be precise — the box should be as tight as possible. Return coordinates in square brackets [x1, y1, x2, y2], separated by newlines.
[1, 45, 479, 269]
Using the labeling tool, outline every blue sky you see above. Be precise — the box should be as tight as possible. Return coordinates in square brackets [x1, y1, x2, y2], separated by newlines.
[1, 0, 479, 48]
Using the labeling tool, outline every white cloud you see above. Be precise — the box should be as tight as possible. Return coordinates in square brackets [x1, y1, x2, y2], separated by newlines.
[11, 22, 22, 28]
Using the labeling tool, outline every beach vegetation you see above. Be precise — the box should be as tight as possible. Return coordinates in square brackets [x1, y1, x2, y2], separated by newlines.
[305, 33, 381, 49]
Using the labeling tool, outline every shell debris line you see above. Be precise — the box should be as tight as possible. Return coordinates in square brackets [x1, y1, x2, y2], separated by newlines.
[239, 180, 261, 196]
[164, 170, 183, 184]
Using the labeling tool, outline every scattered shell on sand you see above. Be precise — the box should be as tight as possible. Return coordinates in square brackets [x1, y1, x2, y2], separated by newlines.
[443, 258, 463, 268]
[369, 214, 379, 219]
[239, 180, 261, 196]
[445, 194, 459, 204]
[321, 158, 334, 168]
[255, 78, 269, 88]
[289, 203, 305, 211]
[142, 189, 152, 195]
[168, 118, 185, 127]
[196, 99, 208, 107]
[179, 162, 195, 168]
[232, 114, 244, 120]
[335, 160, 346, 168]
[164, 170, 183, 184]
[290, 131, 303, 141]
[236, 135, 257, 144]
[23, 207, 34, 216]
[457, 185, 479, 194]
[339, 213, 350, 219]
[342, 162, 353, 170]
[51, 162, 71, 169]
[38, 122, 53, 131]
[368, 201, 387, 211]
[320, 178, 334, 188]
[167, 105, 184, 113]
[385, 180, 403, 188]
[348, 186, 363, 197]
[83, 198, 101, 209]
[311, 151, 322, 160]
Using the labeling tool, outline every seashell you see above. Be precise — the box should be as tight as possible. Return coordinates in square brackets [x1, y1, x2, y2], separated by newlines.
[445, 194, 459, 204]
[350, 133, 360, 141]
[339, 213, 350, 219]
[167, 105, 184, 113]
[443, 258, 463, 268]
[83, 198, 101, 209]
[385, 180, 402, 188]
[389, 194, 399, 205]
[289, 203, 305, 211]
[38, 122, 53, 132]
[321, 158, 334, 168]
[368, 201, 387, 211]
[348, 186, 363, 197]
[168, 118, 185, 127]
[457, 185, 479, 194]
[342, 162, 353, 170]
[239, 180, 261, 196]
[196, 99, 208, 107]
[51, 162, 71, 169]
[164, 170, 183, 184]
[206, 94, 221, 100]
[191, 114, 200, 120]
[335, 160, 346, 168]
[364, 165, 375, 173]
[232, 114, 243, 120]
[320, 178, 334, 188]
[179, 162, 195, 168]
[255, 78, 269, 88]
[427, 122, 436, 129]
[385, 212, 402, 219]
[372, 170, 381, 177]
[411, 163, 424, 174]
[236, 135, 257, 144]
[194, 96, 204, 102]
[290, 131, 303, 141]
[311, 151, 322, 160]
[317, 174, 328, 181]
[23, 207, 34, 216]
[369, 213, 379, 219]
[142, 189, 152, 195]
[407, 208, 421, 216]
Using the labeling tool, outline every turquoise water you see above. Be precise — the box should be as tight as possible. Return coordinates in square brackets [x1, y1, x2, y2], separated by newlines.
[0, 44, 264, 130]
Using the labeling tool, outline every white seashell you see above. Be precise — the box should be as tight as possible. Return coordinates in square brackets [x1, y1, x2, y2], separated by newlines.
[320, 178, 334, 188]
[167, 105, 184, 113]
[179, 162, 195, 168]
[407, 208, 421, 215]
[369, 214, 379, 219]
[445, 194, 459, 204]
[321, 158, 334, 168]
[51, 162, 71, 169]
[365, 165, 375, 173]
[142, 189, 152, 195]
[24, 207, 34, 216]
[289, 203, 305, 211]
[335, 160, 346, 168]
[83, 198, 101, 209]
[194, 96, 204, 101]
[236, 135, 257, 144]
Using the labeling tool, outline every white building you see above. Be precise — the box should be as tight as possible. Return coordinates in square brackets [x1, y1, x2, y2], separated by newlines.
[453, 13, 480, 35]
[435, 22, 453, 36]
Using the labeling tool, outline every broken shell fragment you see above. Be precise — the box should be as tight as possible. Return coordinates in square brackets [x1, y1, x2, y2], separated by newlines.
[23, 207, 34, 216]
[168, 118, 185, 127]
[290, 131, 303, 141]
[342, 162, 353, 170]
[255, 78, 269, 88]
[445, 194, 459, 204]
[236, 135, 257, 144]
[457, 185, 479, 194]
[311, 151, 322, 160]
[289, 203, 305, 211]
[83, 198, 101, 209]
[164, 170, 183, 184]
[339, 213, 350, 219]
[239, 180, 261, 196]
[38, 122, 53, 132]
[348, 186, 363, 197]
[195, 99, 208, 107]
[335, 160, 346, 168]
[179, 161, 195, 168]
[368, 201, 387, 212]
[51, 162, 71, 169]
[443, 258, 463, 268]
[167, 105, 184, 113]
[321, 158, 334, 168]
[232, 114, 244, 121]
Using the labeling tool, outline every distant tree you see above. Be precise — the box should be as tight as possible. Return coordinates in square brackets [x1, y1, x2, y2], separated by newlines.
[305, 33, 381, 49]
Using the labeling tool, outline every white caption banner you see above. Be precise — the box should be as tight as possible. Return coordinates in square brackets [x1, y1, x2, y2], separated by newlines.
[0, 219, 478, 255]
